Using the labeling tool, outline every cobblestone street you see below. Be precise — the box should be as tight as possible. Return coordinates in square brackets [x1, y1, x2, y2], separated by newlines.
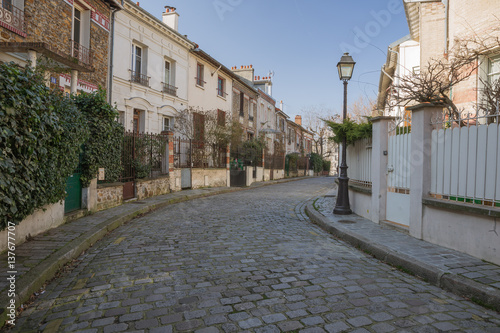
[11, 178, 500, 332]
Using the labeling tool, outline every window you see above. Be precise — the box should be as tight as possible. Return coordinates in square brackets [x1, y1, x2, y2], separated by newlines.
[133, 109, 142, 133]
[162, 117, 171, 132]
[163, 60, 177, 95]
[2, 0, 13, 11]
[132, 45, 142, 75]
[239, 93, 244, 117]
[217, 109, 226, 127]
[72, 5, 91, 64]
[196, 63, 204, 87]
[249, 102, 254, 121]
[131, 44, 149, 86]
[193, 112, 205, 144]
[487, 55, 500, 85]
[217, 76, 225, 97]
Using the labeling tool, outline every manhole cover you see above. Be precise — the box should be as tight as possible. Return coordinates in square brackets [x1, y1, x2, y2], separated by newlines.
[337, 220, 356, 224]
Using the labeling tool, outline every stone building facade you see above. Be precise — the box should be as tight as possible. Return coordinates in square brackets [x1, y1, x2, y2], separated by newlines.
[0, 0, 121, 93]
[230, 72, 258, 141]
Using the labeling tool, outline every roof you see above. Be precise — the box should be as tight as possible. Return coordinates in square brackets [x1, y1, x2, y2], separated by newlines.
[191, 49, 258, 94]
[105, 0, 124, 9]
[124, 0, 197, 48]
[275, 108, 290, 119]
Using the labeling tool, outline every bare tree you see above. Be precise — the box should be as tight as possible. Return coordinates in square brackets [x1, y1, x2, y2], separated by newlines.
[391, 25, 500, 126]
[348, 96, 375, 123]
[301, 106, 339, 159]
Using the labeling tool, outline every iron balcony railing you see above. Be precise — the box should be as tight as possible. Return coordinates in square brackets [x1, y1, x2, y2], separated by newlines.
[217, 88, 227, 98]
[163, 83, 177, 96]
[0, 3, 25, 35]
[71, 40, 93, 66]
[131, 70, 150, 86]
[195, 76, 205, 87]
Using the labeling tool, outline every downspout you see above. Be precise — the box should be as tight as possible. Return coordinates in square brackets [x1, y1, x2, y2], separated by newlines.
[443, 0, 449, 57]
[108, 3, 120, 104]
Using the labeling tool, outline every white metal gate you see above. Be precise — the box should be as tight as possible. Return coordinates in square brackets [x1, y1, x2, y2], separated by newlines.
[386, 116, 412, 228]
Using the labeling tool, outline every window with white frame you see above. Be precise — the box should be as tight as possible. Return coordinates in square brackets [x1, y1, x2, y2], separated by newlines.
[163, 117, 171, 132]
[487, 55, 500, 85]
[72, 3, 91, 64]
[131, 44, 148, 86]
[163, 59, 177, 95]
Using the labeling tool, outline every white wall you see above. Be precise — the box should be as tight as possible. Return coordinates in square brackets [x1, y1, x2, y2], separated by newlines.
[187, 54, 232, 114]
[112, 3, 193, 133]
[386, 40, 420, 117]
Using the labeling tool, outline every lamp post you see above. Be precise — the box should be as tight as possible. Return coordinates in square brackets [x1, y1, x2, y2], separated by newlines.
[334, 53, 355, 215]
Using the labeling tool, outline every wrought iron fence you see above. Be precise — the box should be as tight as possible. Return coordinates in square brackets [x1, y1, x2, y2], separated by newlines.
[174, 137, 227, 169]
[264, 152, 285, 170]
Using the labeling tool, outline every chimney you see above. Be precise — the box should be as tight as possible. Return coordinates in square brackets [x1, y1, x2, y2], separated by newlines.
[280, 100, 283, 111]
[163, 6, 179, 31]
[232, 65, 254, 82]
[295, 115, 302, 126]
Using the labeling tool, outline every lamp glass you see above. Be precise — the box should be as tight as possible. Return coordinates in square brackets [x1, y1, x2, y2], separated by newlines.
[337, 53, 356, 81]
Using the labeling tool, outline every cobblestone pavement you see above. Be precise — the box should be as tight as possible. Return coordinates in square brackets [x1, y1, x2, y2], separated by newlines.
[11, 178, 500, 332]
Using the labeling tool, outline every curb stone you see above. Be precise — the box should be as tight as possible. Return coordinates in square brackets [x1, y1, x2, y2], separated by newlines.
[0, 176, 311, 327]
[305, 202, 500, 312]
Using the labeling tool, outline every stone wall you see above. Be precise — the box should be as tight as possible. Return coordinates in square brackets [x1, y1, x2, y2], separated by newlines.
[97, 183, 123, 211]
[0, 0, 111, 88]
[136, 176, 171, 200]
[192, 169, 227, 189]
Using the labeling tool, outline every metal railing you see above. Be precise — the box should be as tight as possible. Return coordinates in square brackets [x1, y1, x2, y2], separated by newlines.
[0, 3, 25, 35]
[163, 83, 177, 96]
[195, 77, 205, 87]
[217, 89, 227, 97]
[71, 40, 93, 66]
[131, 70, 149, 86]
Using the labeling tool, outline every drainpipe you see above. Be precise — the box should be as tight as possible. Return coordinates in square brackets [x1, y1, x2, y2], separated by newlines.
[108, 4, 120, 104]
[443, 0, 449, 57]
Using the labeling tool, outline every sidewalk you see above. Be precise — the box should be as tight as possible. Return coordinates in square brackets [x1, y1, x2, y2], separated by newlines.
[305, 191, 500, 313]
[0, 177, 307, 326]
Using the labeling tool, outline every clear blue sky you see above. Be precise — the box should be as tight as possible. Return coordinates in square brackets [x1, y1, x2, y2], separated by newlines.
[136, 0, 409, 119]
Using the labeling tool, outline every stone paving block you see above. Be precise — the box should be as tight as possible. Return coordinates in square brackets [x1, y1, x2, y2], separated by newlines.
[278, 320, 304, 332]
[238, 317, 263, 329]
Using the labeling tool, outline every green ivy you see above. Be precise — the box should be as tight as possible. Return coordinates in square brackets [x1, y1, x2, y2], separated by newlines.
[324, 118, 372, 146]
[309, 153, 324, 173]
[73, 89, 124, 187]
[323, 160, 331, 172]
[0, 63, 88, 227]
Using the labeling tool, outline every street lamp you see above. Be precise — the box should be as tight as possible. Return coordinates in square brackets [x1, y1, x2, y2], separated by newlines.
[334, 53, 355, 215]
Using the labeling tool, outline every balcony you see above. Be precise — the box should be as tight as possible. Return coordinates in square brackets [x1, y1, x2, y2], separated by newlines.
[131, 70, 149, 86]
[163, 83, 177, 96]
[0, 3, 26, 37]
[71, 40, 93, 66]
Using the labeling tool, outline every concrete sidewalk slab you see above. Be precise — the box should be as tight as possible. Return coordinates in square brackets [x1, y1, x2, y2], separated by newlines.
[305, 195, 500, 313]
[0, 177, 309, 326]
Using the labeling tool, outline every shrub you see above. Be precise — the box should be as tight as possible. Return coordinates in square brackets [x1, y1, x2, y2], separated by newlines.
[73, 89, 124, 187]
[309, 153, 323, 173]
[0, 63, 88, 227]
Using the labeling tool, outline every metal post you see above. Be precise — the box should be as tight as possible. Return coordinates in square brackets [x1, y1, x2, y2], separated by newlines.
[334, 80, 352, 215]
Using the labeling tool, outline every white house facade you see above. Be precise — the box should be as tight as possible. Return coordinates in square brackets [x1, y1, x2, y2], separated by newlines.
[111, 1, 195, 133]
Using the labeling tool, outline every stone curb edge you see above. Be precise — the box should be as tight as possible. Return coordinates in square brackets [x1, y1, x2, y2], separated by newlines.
[0, 176, 310, 326]
[305, 203, 500, 313]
